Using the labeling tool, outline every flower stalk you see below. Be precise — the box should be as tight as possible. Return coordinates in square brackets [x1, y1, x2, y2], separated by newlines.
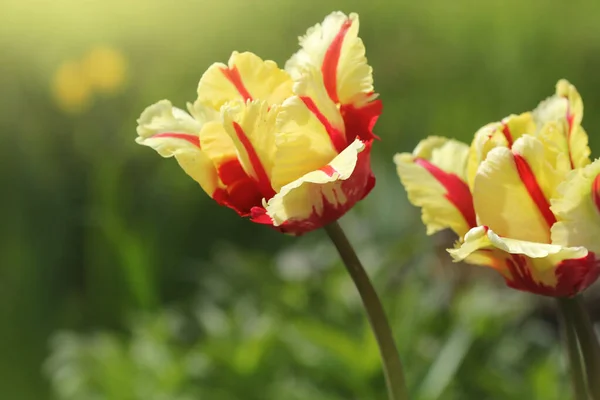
[560, 296, 600, 400]
[557, 298, 588, 400]
[324, 221, 409, 400]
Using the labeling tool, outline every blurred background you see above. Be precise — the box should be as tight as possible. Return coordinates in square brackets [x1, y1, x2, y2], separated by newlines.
[2, 0, 600, 398]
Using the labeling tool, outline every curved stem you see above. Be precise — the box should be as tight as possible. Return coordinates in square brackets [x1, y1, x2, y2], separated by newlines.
[562, 296, 600, 399]
[324, 221, 409, 400]
[557, 298, 588, 400]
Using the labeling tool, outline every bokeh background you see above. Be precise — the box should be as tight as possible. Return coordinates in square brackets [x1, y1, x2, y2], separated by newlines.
[2, 0, 600, 398]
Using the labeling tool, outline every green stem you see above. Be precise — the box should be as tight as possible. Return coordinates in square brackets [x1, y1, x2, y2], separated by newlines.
[557, 298, 588, 400]
[562, 296, 600, 399]
[324, 221, 409, 400]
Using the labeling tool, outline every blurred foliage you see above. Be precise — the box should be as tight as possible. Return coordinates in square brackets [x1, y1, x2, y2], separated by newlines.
[1, 0, 600, 398]
[44, 225, 569, 400]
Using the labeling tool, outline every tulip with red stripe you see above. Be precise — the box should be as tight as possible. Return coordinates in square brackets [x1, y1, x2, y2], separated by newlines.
[136, 12, 380, 235]
[395, 81, 599, 297]
[466, 80, 591, 189]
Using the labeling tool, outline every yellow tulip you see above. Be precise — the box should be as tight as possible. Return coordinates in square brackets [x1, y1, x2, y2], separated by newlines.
[136, 12, 381, 235]
[395, 80, 599, 297]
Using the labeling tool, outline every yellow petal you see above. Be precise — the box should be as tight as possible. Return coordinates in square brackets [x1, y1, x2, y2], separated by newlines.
[466, 113, 535, 189]
[535, 79, 582, 129]
[292, 66, 346, 147]
[449, 226, 595, 297]
[187, 100, 241, 171]
[186, 99, 220, 124]
[270, 84, 340, 192]
[197, 118, 265, 216]
[196, 51, 293, 110]
[569, 124, 591, 168]
[551, 159, 600, 254]
[534, 121, 573, 176]
[136, 100, 220, 196]
[261, 139, 366, 229]
[394, 136, 475, 238]
[198, 120, 238, 168]
[473, 135, 563, 243]
[285, 12, 375, 107]
[221, 99, 278, 199]
[533, 79, 591, 169]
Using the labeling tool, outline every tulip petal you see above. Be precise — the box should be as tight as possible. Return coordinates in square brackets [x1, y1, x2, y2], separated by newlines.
[534, 121, 573, 177]
[198, 120, 263, 215]
[136, 100, 222, 197]
[291, 66, 347, 152]
[221, 100, 278, 199]
[474, 135, 563, 243]
[270, 87, 341, 192]
[197, 51, 293, 110]
[533, 79, 591, 169]
[551, 159, 600, 254]
[394, 136, 475, 238]
[254, 139, 372, 234]
[285, 12, 374, 107]
[466, 113, 535, 188]
[449, 226, 598, 297]
[340, 97, 382, 143]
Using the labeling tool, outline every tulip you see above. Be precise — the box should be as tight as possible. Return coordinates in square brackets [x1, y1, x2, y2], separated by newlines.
[549, 156, 600, 400]
[396, 81, 600, 398]
[136, 13, 408, 400]
[395, 80, 599, 297]
[136, 12, 380, 235]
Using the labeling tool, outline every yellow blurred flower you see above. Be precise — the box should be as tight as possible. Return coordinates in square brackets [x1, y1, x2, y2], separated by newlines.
[82, 46, 127, 94]
[51, 45, 127, 113]
[51, 60, 92, 113]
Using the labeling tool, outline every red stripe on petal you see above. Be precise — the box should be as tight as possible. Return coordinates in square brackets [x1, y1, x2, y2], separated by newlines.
[505, 254, 542, 294]
[566, 107, 576, 169]
[216, 158, 263, 215]
[560, 94, 576, 169]
[319, 165, 336, 177]
[340, 100, 382, 143]
[505, 252, 600, 297]
[567, 110, 575, 135]
[512, 153, 556, 229]
[555, 252, 600, 297]
[322, 18, 352, 104]
[151, 133, 200, 148]
[232, 122, 276, 199]
[501, 123, 514, 147]
[221, 66, 253, 102]
[217, 158, 248, 185]
[250, 206, 273, 225]
[561, 93, 575, 137]
[592, 173, 600, 214]
[300, 96, 346, 153]
[503, 254, 565, 296]
[414, 158, 477, 229]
